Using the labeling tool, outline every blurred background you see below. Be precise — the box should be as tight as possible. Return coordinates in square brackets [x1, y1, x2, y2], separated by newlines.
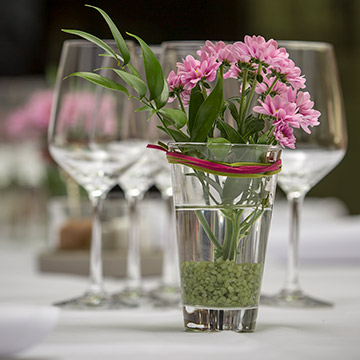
[0, 0, 358, 250]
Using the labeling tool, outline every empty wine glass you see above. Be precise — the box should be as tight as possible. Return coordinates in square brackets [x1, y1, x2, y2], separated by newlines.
[261, 41, 347, 307]
[144, 41, 207, 307]
[48, 40, 142, 309]
[111, 45, 164, 306]
[146, 116, 180, 307]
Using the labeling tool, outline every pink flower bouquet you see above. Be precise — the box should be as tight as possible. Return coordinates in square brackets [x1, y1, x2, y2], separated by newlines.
[62, 5, 320, 151]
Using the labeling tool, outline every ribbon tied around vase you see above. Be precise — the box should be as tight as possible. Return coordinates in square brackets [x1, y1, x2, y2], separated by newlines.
[147, 144, 281, 178]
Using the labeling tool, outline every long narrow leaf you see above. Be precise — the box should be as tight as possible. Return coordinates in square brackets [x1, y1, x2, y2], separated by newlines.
[226, 100, 239, 122]
[216, 120, 245, 143]
[159, 108, 187, 129]
[112, 69, 147, 98]
[62, 29, 121, 62]
[127, 33, 164, 100]
[190, 72, 224, 141]
[158, 126, 190, 142]
[188, 83, 204, 133]
[85, 5, 130, 65]
[135, 105, 153, 112]
[155, 76, 170, 109]
[66, 72, 129, 95]
[127, 64, 142, 79]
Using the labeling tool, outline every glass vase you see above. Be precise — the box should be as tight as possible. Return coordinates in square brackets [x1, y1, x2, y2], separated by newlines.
[169, 142, 281, 332]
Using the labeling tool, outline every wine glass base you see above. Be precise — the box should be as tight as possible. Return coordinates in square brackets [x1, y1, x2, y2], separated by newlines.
[260, 289, 334, 308]
[111, 286, 144, 308]
[54, 291, 114, 310]
[148, 284, 181, 308]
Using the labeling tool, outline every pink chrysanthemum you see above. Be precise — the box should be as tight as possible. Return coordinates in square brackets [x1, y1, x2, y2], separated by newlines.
[255, 76, 289, 95]
[253, 94, 301, 127]
[199, 41, 237, 64]
[167, 70, 183, 91]
[279, 61, 305, 89]
[286, 88, 320, 133]
[177, 54, 220, 90]
[243, 35, 279, 63]
[273, 122, 296, 149]
[167, 70, 184, 103]
[232, 41, 252, 63]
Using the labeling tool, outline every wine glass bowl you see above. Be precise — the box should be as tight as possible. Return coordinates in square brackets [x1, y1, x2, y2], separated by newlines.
[261, 41, 347, 308]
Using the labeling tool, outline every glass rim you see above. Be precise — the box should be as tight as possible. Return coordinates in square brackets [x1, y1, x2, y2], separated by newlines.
[161, 40, 206, 49]
[277, 40, 333, 51]
[168, 142, 281, 150]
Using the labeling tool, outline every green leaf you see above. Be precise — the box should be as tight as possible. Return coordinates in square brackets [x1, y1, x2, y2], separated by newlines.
[188, 83, 204, 133]
[226, 100, 239, 122]
[190, 72, 224, 141]
[159, 108, 187, 129]
[157, 126, 190, 142]
[190, 172, 223, 196]
[127, 33, 164, 100]
[127, 64, 142, 79]
[85, 5, 130, 65]
[202, 81, 211, 89]
[135, 105, 152, 112]
[216, 120, 245, 143]
[256, 74, 263, 83]
[258, 132, 270, 144]
[147, 109, 158, 121]
[244, 115, 265, 137]
[62, 29, 121, 62]
[207, 137, 231, 160]
[155, 76, 170, 109]
[66, 72, 129, 95]
[112, 69, 147, 98]
[222, 177, 252, 205]
[228, 96, 242, 104]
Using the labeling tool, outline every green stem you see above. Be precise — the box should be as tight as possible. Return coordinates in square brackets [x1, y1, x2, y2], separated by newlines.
[222, 216, 234, 260]
[243, 64, 262, 121]
[240, 207, 264, 236]
[238, 69, 248, 132]
[200, 79, 208, 99]
[176, 93, 186, 113]
[195, 170, 220, 205]
[264, 76, 279, 96]
[230, 211, 243, 259]
[195, 210, 223, 253]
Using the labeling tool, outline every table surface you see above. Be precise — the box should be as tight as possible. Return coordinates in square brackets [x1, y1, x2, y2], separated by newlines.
[1, 198, 360, 360]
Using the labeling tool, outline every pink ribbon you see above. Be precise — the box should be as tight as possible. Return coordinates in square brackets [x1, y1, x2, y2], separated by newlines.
[147, 144, 281, 177]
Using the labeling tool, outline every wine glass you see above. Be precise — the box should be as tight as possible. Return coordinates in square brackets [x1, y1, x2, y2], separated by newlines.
[261, 41, 347, 307]
[111, 45, 164, 306]
[48, 39, 142, 309]
[146, 115, 181, 307]
[144, 41, 208, 307]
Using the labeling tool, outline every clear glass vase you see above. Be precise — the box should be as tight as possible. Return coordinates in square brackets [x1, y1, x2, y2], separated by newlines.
[169, 142, 281, 332]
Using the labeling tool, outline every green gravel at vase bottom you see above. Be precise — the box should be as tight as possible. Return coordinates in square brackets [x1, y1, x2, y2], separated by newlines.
[180, 260, 264, 308]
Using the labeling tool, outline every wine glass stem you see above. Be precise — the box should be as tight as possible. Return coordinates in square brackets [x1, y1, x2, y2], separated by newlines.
[285, 191, 305, 293]
[88, 194, 105, 295]
[126, 195, 141, 289]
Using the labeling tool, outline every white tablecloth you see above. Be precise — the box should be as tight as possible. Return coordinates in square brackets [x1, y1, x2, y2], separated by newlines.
[1, 197, 360, 360]
[0, 247, 359, 360]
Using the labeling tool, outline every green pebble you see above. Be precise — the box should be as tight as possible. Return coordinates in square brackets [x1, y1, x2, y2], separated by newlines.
[180, 260, 263, 308]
